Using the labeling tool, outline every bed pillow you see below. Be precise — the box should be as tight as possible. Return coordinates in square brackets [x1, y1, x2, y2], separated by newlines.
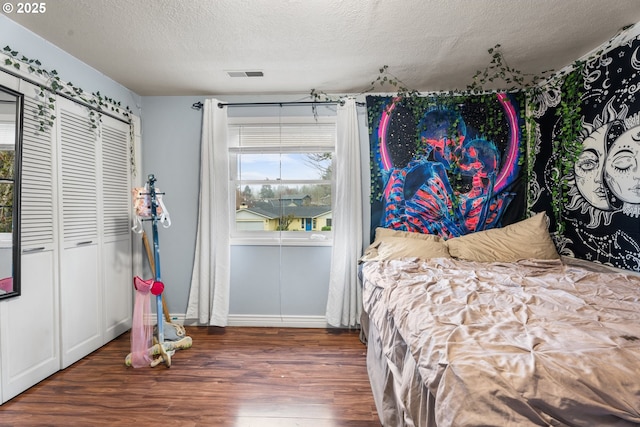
[373, 227, 442, 241]
[445, 212, 560, 262]
[360, 230, 450, 262]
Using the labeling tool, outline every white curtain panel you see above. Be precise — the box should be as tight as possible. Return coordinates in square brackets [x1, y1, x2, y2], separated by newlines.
[186, 98, 231, 326]
[326, 98, 363, 327]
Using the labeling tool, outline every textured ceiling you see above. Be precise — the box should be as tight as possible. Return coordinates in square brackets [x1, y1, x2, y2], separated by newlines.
[7, 0, 640, 96]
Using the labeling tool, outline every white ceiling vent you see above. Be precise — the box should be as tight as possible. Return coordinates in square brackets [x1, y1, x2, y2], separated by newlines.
[227, 71, 264, 78]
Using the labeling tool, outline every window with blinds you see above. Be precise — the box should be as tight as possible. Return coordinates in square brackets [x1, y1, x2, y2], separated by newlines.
[229, 117, 336, 242]
[0, 121, 15, 149]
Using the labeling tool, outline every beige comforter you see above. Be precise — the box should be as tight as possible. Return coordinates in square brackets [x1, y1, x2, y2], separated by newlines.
[362, 257, 640, 426]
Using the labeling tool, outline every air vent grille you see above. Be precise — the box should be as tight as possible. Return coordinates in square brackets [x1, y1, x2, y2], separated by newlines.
[227, 71, 264, 78]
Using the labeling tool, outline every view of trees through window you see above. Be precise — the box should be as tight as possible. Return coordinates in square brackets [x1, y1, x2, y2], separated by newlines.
[234, 151, 334, 233]
[0, 150, 14, 233]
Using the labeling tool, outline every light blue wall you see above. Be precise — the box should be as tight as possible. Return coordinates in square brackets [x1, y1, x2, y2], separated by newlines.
[0, 15, 141, 116]
[139, 96, 203, 313]
[230, 245, 331, 316]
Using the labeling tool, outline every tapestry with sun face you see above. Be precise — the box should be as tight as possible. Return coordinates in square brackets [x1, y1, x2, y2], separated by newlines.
[366, 93, 527, 241]
[530, 33, 640, 271]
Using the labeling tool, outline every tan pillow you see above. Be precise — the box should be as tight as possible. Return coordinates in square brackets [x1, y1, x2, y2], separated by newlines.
[360, 235, 450, 262]
[361, 227, 444, 262]
[374, 227, 442, 241]
[444, 212, 559, 262]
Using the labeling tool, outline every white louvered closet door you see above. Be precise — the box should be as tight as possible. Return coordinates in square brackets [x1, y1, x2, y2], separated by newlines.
[100, 115, 132, 342]
[0, 79, 60, 403]
[0, 78, 134, 403]
[58, 97, 102, 368]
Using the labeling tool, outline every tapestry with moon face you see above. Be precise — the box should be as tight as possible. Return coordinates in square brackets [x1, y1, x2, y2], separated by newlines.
[530, 32, 640, 271]
[366, 93, 527, 242]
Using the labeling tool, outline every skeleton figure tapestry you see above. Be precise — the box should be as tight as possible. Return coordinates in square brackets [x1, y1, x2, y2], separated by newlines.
[367, 94, 526, 241]
[530, 33, 640, 271]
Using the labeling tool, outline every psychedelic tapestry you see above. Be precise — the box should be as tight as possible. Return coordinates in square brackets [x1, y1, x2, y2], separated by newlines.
[367, 93, 526, 241]
[530, 33, 640, 271]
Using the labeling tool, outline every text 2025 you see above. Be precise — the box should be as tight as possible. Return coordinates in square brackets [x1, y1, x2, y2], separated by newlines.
[17, 2, 46, 13]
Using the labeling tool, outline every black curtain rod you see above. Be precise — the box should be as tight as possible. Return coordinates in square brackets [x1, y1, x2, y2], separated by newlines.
[191, 100, 364, 110]
[0, 67, 131, 125]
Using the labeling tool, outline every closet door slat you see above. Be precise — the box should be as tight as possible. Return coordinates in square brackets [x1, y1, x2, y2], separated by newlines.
[59, 107, 98, 241]
[20, 97, 54, 246]
[101, 123, 130, 237]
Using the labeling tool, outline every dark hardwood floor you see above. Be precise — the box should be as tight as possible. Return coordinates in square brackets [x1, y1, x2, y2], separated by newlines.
[0, 326, 381, 427]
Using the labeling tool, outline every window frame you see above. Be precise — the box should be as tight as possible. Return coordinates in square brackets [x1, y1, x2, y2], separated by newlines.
[228, 115, 336, 246]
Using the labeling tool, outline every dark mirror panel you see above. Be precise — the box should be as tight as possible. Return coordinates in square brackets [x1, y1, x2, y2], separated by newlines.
[0, 84, 22, 300]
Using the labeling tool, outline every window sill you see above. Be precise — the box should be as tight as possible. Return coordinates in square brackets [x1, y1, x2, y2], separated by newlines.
[230, 235, 333, 247]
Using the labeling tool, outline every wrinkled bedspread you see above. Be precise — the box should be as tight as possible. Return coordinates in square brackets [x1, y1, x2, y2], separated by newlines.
[362, 257, 640, 426]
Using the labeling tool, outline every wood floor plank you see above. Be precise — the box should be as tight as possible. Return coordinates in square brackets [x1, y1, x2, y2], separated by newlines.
[0, 327, 381, 427]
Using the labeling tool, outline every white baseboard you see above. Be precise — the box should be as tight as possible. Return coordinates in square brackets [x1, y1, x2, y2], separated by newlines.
[228, 315, 328, 328]
[171, 314, 329, 328]
[167, 314, 186, 325]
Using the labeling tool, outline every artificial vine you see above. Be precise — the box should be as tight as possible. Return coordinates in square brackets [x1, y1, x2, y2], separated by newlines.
[2, 45, 132, 132]
[548, 61, 585, 234]
[467, 44, 554, 93]
[1, 45, 137, 175]
[2, 47, 57, 131]
[464, 44, 556, 177]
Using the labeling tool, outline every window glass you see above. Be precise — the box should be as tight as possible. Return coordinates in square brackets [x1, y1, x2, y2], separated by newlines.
[0, 121, 14, 235]
[229, 117, 335, 242]
[237, 152, 332, 181]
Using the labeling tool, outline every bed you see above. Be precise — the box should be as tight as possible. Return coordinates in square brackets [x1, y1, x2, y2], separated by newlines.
[360, 213, 640, 426]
